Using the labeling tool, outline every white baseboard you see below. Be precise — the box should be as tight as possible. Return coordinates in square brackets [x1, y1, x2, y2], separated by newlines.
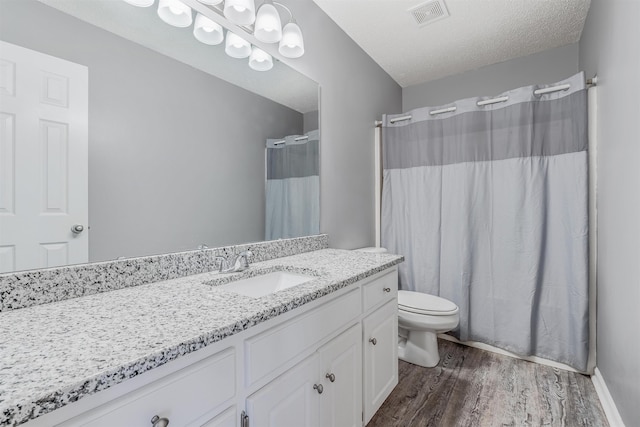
[592, 367, 626, 427]
[437, 334, 583, 373]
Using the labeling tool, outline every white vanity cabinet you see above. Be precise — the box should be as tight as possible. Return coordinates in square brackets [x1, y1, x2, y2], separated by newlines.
[28, 266, 399, 427]
[246, 323, 363, 427]
[244, 268, 398, 427]
[60, 348, 237, 427]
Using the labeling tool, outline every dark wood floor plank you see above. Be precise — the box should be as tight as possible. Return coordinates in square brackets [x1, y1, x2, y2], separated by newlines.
[367, 340, 608, 427]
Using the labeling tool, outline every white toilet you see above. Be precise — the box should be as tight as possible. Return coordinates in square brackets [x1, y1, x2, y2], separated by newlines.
[397, 290, 459, 367]
[356, 247, 460, 368]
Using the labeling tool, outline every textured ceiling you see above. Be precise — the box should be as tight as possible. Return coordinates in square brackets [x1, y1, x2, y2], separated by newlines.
[36, 0, 319, 113]
[312, 0, 591, 87]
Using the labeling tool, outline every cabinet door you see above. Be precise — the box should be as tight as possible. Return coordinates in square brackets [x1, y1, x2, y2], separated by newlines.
[200, 406, 236, 427]
[318, 324, 362, 427]
[246, 354, 320, 427]
[363, 299, 398, 424]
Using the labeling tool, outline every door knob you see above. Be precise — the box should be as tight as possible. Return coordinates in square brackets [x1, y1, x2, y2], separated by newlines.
[71, 224, 84, 234]
[150, 415, 169, 427]
[369, 337, 377, 345]
[325, 373, 336, 382]
[313, 383, 324, 394]
[383, 287, 391, 293]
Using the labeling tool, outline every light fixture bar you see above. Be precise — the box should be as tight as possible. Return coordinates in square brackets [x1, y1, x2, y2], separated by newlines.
[175, 0, 304, 68]
[182, 0, 278, 55]
[272, 1, 293, 21]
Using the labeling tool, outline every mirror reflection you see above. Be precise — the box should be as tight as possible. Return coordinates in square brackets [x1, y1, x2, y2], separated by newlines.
[265, 129, 319, 240]
[0, 0, 319, 273]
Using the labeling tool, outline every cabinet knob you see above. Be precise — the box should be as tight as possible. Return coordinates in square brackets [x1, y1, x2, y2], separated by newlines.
[325, 373, 336, 382]
[369, 337, 377, 345]
[313, 383, 324, 394]
[150, 415, 169, 427]
[383, 287, 391, 293]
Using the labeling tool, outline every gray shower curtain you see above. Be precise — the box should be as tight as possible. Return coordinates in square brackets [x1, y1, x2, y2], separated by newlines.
[265, 129, 319, 240]
[381, 73, 589, 371]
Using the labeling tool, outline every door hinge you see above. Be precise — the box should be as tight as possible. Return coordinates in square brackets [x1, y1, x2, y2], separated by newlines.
[241, 410, 249, 427]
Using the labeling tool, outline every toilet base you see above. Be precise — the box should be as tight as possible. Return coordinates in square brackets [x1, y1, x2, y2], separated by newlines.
[398, 328, 440, 368]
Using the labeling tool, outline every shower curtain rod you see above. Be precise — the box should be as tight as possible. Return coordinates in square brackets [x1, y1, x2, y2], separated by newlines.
[375, 76, 598, 127]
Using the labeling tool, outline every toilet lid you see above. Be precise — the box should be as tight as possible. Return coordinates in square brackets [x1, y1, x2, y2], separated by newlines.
[398, 290, 459, 315]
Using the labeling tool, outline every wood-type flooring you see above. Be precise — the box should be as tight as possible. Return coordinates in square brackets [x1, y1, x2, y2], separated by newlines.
[368, 340, 608, 427]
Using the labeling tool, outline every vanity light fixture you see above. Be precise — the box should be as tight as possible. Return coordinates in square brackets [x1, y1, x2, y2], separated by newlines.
[193, 13, 224, 45]
[123, 0, 305, 72]
[122, 0, 155, 7]
[249, 46, 273, 71]
[254, 0, 282, 43]
[157, 0, 193, 27]
[279, 18, 304, 58]
[225, 31, 252, 58]
[255, 1, 305, 58]
[224, 0, 256, 26]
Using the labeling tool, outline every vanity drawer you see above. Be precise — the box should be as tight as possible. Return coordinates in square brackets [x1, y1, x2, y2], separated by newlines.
[245, 288, 361, 388]
[362, 268, 398, 312]
[62, 348, 236, 427]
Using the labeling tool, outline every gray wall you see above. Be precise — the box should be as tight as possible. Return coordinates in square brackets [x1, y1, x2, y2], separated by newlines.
[303, 110, 319, 134]
[276, 2, 403, 249]
[0, 0, 302, 262]
[402, 43, 579, 111]
[579, 0, 640, 424]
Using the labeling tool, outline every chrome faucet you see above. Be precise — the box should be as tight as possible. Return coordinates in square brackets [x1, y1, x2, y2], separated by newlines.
[215, 250, 252, 273]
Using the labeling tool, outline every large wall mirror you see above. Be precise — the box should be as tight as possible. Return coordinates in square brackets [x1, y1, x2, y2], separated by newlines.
[0, 0, 320, 273]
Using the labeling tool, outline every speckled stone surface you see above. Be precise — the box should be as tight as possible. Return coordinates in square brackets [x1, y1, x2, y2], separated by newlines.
[0, 235, 329, 312]
[0, 248, 403, 427]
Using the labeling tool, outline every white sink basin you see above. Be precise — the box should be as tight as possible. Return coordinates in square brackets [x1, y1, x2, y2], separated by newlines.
[220, 271, 315, 298]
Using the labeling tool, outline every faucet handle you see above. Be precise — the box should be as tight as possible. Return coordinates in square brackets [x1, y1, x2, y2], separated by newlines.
[214, 255, 228, 272]
[238, 250, 252, 267]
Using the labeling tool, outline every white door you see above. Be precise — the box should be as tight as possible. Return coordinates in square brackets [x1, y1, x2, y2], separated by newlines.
[0, 41, 88, 273]
[363, 299, 399, 424]
[318, 323, 362, 427]
[246, 354, 320, 427]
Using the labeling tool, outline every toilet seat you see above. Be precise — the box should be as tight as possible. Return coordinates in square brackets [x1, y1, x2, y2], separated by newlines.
[398, 290, 459, 316]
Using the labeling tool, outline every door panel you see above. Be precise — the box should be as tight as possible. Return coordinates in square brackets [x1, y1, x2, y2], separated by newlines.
[363, 299, 398, 424]
[0, 112, 14, 215]
[247, 354, 319, 427]
[0, 41, 88, 272]
[318, 323, 362, 427]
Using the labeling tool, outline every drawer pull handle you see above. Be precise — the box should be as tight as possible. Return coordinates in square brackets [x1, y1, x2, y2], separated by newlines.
[326, 373, 336, 382]
[313, 383, 324, 394]
[151, 415, 169, 427]
[369, 337, 377, 345]
[383, 287, 391, 292]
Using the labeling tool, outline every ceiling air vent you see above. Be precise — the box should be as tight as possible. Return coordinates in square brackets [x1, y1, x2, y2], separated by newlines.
[408, 0, 450, 27]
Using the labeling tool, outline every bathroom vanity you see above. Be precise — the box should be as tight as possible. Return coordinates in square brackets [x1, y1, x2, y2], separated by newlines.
[0, 242, 403, 427]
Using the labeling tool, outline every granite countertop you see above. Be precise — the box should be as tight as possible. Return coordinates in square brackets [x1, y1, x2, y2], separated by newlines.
[0, 249, 403, 426]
